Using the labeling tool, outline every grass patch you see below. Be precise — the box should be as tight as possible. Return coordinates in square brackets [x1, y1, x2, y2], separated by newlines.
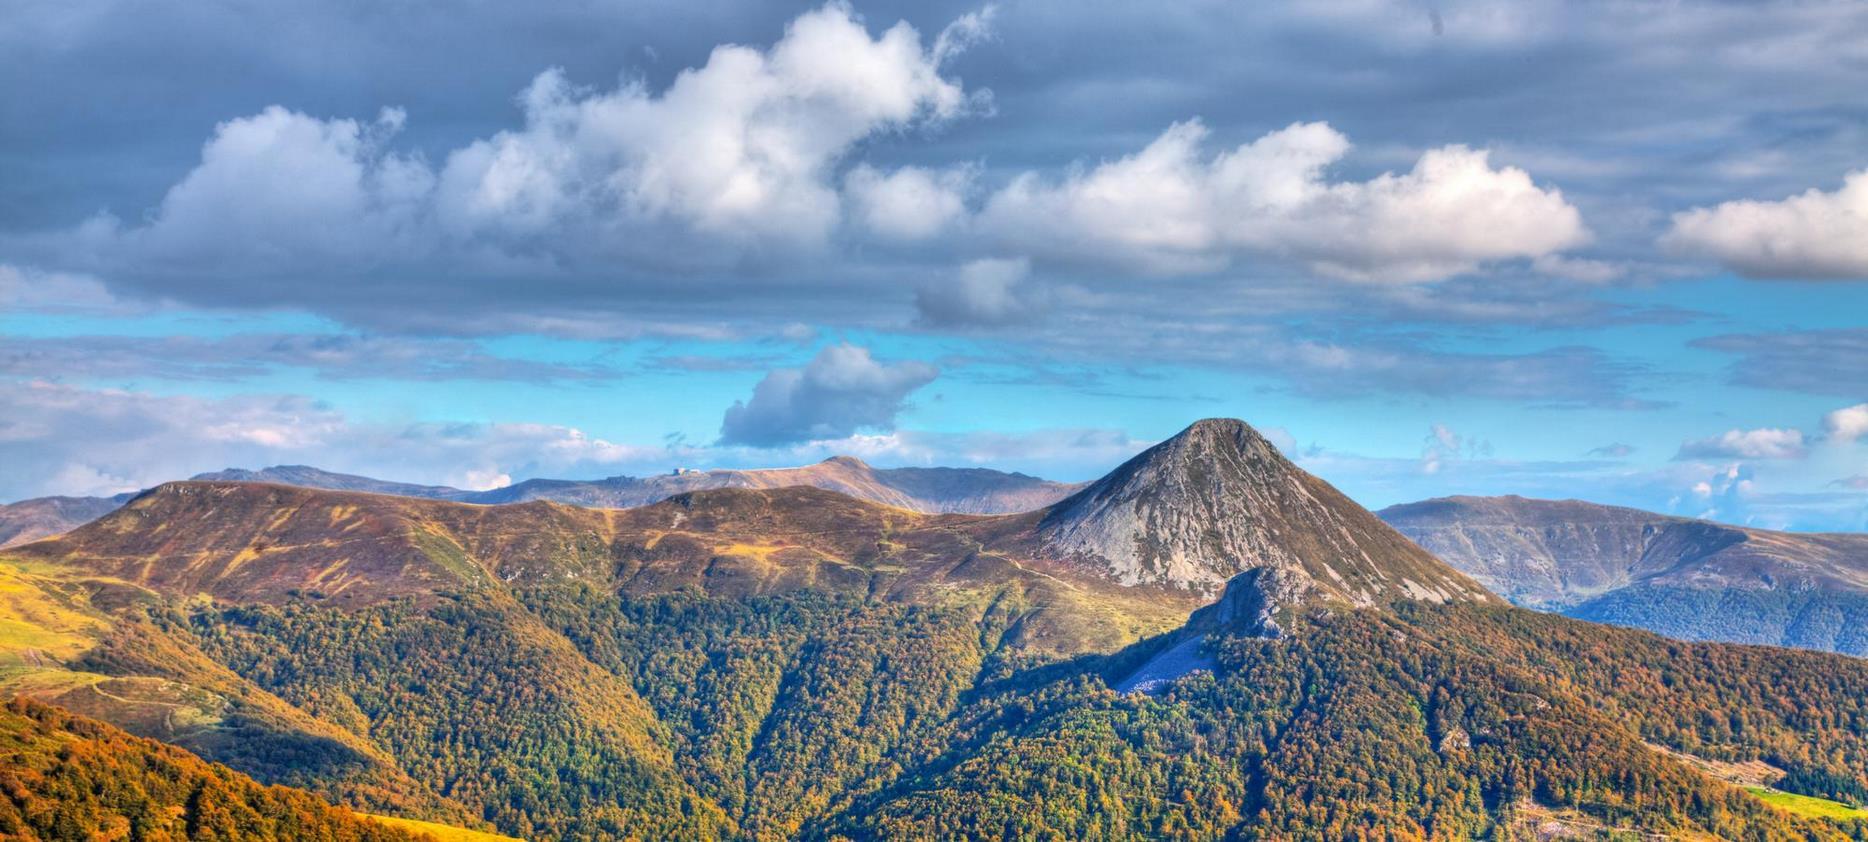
[0, 561, 107, 663]
[361, 814, 522, 841]
[1746, 787, 1868, 821]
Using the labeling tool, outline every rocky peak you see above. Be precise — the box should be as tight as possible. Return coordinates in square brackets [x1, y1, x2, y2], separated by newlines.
[1036, 418, 1495, 608]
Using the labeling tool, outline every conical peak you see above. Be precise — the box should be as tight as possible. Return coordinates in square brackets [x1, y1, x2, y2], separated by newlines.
[1072, 418, 1292, 505]
[819, 455, 871, 469]
[1173, 418, 1276, 451]
[1037, 417, 1495, 604]
[1160, 417, 1286, 461]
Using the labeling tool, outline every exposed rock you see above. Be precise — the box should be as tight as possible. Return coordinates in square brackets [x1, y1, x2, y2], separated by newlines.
[1035, 419, 1496, 604]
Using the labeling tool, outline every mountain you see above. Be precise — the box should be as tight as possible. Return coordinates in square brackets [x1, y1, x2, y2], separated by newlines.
[5, 419, 1868, 838]
[0, 493, 133, 548]
[459, 455, 1083, 513]
[0, 458, 1079, 553]
[1380, 494, 1868, 656]
[194, 458, 1082, 514]
[192, 465, 470, 499]
[0, 459, 1079, 553]
[1031, 419, 1495, 605]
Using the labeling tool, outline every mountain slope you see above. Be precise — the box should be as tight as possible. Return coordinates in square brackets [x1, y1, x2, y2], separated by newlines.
[2, 472, 1197, 839]
[0, 695, 427, 841]
[192, 465, 470, 499]
[1381, 495, 1868, 655]
[0, 494, 132, 548]
[1029, 419, 1495, 606]
[823, 582, 1868, 840]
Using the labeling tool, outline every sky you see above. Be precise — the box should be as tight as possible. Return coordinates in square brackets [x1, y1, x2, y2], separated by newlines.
[3, 0, 1867, 530]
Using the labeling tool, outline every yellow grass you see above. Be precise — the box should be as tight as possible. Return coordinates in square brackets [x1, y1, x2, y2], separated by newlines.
[0, 561, 107, 662]
[713, 542, 791, 562]
[362, 814, 523, 841]
[1746, 787, 1868, 821]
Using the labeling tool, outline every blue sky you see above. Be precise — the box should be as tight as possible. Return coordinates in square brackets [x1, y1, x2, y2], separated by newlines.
[3, 0, 1867, 530]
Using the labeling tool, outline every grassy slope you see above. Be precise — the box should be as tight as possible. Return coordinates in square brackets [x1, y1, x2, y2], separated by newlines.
[1748, 788, 1868, 822]
[362, 814, 524, 841]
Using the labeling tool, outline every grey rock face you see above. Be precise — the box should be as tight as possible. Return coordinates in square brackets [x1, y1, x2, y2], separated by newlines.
[1037, 419, 1495, 605]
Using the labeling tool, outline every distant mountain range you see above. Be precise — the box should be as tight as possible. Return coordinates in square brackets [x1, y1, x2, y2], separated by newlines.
[0, 458, 1082, 548]
[8, 418, 1868, 838]
[458, 455, 1084, 513]
[1381, 495, 1868, 656]
[0, 493, 136, 548]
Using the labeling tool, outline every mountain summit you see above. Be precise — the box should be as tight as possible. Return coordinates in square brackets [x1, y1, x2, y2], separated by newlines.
[1035, 418, 1494, 606]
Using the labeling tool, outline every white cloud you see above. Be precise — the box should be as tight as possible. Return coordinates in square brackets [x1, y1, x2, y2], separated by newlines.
[1822, 403, 1868, 442]
[719, 343, 939, 446]
[1663, 170, 1868, 279]
[978, 119, 1588, 281]
[844, 164, 972, 240]
[117, 106, 429, 270]
[78, 3, 983, 281]
[1675, 427, 1808, 460]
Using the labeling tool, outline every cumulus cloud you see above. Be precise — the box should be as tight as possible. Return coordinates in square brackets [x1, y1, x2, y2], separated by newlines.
[1824, 403, 1868, 443]
[719, 343, 938, 447]
[978, 120, 1588, 281]
[0, 379, 670, 500]
[1663, 170, 1868, 279]
[1674, 427, 1808, 460]
[914, 257, 1042, 326]
[844, 164, 973, 240]
[59, 3, 983, 303]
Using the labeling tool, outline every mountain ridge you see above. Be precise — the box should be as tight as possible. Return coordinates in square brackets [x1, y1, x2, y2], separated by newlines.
[1380, 493, 1868, 655]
